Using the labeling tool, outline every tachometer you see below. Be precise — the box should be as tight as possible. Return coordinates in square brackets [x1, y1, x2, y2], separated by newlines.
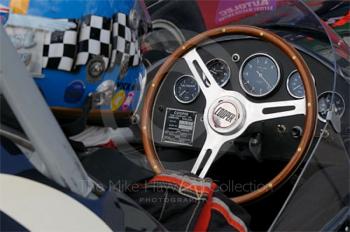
[173, 75, 200, 104]
[318, 91, 345, 122]
[287, 70, 305, 99]
[239, 53, 280, 97]
[206, 58, 231, 87]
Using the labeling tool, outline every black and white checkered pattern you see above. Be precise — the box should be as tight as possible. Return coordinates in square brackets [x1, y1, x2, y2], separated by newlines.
[110, 13, 141, 68]
[76, 15, 111, 68]
[42, 19, 78, 72]
[42, 14, 141, 73]
[128, 38, 141, 67]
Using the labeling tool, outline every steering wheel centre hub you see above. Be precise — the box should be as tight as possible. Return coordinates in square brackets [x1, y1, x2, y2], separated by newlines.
[208, 97, 245, 134]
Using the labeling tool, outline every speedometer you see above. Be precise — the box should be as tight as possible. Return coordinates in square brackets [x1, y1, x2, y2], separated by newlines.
[206, 58, 231, 87]
[239, 53, 280, 97]
[173, 75, 200, 104]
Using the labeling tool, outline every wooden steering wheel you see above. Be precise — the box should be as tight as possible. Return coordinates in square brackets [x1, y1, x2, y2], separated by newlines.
[141, 25, 317, 204]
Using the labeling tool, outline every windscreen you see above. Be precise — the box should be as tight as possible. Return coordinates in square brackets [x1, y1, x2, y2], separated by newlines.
[143, 0, 349, 230]
[211, 2, 349, 230]
[251, 1, 350, 231]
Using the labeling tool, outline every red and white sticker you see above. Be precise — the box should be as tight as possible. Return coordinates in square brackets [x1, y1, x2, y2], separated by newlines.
[0, 4, 10, 25]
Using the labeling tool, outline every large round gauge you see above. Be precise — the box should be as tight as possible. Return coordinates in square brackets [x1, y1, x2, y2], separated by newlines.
[287, 70, 305, 99]
[318, 91, 345, 122]
[239, 53, 280, 97]
[206, 58, 231, 87]
[173, 75, 200, 104]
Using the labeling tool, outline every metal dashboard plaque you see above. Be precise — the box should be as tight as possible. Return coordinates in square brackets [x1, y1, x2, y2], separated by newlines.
[161, 108, 197, 146]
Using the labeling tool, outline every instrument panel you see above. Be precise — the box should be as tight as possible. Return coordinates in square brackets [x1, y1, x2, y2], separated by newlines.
[150, 38, 348, 155]
[170, 44, 346, 124]
[149, 36, 348, 165]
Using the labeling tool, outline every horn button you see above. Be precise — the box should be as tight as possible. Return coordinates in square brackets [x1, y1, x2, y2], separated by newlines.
[208, 97, 245, 134]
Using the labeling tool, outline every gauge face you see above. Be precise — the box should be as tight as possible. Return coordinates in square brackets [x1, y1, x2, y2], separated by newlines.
[240, 53, 280, 97]
[287, 71, 305, 99]
[318, 92, 345, 122]
[173, 75, 200, 104]
[206, 58, 231, 87]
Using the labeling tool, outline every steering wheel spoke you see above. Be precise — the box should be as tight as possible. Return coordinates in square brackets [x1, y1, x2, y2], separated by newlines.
[191, 133, 226, 178]
[183, 49, 222, 100]
[246, 98, 306, 125]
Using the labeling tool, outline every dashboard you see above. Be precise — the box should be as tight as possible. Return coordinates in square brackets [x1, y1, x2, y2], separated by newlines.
[149, 37, 348, 161]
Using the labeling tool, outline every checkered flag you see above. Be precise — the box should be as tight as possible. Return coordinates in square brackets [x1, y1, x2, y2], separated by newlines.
[42, 19, 79, 72]
[110, 13, 141, 69]
[128, 38, 141, 67]
[76, 15, 111, 68]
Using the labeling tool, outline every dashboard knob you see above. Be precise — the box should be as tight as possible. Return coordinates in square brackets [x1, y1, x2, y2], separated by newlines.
[291, 126, 303, 139]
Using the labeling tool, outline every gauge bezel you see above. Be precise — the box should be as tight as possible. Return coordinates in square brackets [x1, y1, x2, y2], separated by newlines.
[286, 70, 315, 99]
[205, 58, 231, 87]
[239, 53, 281, 97]
[287, 70, 304, 99]
[317, 91, 345, 122]
[173, 75, 200, 104]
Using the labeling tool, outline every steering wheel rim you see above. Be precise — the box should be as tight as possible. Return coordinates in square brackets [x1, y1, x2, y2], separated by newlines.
[141, 25, 317, 204]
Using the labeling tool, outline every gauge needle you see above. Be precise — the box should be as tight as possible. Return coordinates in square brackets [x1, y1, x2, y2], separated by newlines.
[256, 71, 272, 88]
[180, 90, 186, 96]
[210, 70, 218, 75]
[293, 84, 302, 91]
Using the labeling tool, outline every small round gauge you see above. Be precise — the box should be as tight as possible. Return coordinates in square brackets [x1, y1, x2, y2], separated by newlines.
[206, 58, 231, 87]
[173, 75, 200, 104]
[239, 53, 280, 97]
[287, 70, 305, 99]
[318, 91, 345, 122]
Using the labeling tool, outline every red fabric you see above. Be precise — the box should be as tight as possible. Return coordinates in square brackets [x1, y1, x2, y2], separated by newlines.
[192, 183, 217, 231]
[149, 175, 217, 195]
[147, 174, 248, 231]
[149, 175, 218, 231]
[211, 202, 247, 232]
[101, 140, 117, 149]
[333, 11, 350, 27]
